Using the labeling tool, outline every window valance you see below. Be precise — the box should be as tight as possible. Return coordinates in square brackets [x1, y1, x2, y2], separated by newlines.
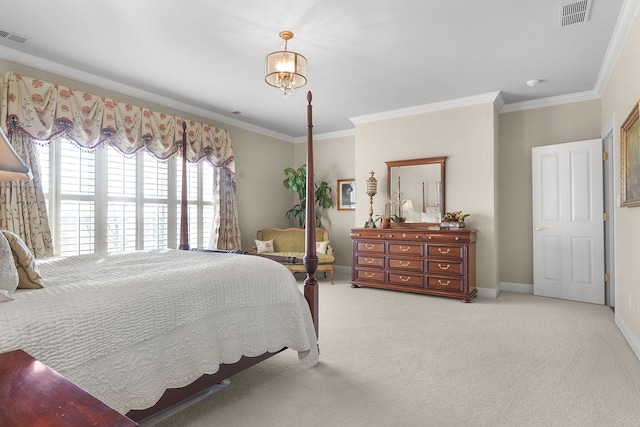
[0, 72, 235, 173]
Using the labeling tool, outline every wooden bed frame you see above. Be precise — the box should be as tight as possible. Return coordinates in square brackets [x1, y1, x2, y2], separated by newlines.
[126, 92, 319, 423]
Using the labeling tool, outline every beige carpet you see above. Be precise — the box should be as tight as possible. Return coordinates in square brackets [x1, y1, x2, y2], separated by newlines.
[151, 272, 640, 427]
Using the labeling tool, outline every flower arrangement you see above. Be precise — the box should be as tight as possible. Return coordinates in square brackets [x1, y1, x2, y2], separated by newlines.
[443, 211, 470, 223]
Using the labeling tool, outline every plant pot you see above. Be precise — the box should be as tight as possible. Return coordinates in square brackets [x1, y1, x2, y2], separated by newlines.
[380, 218, 391, 229]
[441, 221, 465, 229]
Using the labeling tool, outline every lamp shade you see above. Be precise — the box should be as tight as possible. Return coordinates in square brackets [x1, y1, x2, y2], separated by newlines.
[265, 31, 307, 96]
[0, 127, 32, 182]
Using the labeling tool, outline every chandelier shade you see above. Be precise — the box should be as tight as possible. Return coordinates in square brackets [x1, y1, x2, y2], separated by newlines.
[265, 31, 307, 96]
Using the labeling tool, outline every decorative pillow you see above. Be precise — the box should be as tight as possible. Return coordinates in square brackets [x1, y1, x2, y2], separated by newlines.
[316, 241, 330, 255]
[255, 239, 275, 254]
[0, 232, 19, 296]
[0, 230, 44, 289]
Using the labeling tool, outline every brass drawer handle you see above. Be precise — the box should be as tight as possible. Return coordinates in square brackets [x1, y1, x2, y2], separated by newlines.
[428, 236, 433, 239]
[399, 261, 411, 267]
[365, 258, 375, 264]
[455, 237, 459, 241]
[377, 234, 383, 238]
[438, 248, 451, 254]
[365, 272, 375, 278]
[438, 279, 450, 286]
[399, 276, 410, 282]
[437, 264, 451, 270]
[364, 244, 375, 249]
[400, 246, 410, 252]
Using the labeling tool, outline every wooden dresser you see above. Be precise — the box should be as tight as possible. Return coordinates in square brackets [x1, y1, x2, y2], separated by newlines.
[350, 227, 477, 302]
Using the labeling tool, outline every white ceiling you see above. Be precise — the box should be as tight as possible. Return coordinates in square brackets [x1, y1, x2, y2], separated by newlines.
[0, 0, 632, 140]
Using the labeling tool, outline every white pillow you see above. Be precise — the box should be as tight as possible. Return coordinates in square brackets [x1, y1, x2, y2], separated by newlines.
[0, 232, 19, 297]
[255, 239, 275, 253]
[316, 241, 330, 255]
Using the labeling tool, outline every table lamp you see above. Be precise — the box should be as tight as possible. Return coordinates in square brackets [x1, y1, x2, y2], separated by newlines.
[0, 127, 32, 181]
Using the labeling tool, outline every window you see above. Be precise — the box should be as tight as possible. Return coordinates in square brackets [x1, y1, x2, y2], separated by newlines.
[38, 139, 214, 256]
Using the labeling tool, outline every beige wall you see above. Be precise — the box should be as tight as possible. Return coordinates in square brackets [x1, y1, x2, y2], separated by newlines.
[601, 15, 640, 342]
[497, 100, 602, 285]
[0, 58, 294, 253]
[293, 135, 356, 268]
[354, 103, 499, 289]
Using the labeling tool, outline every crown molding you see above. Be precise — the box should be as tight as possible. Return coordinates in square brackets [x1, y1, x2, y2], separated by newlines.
[293, 128, 355, 144]
[499, 90, 601, 114]
[594, 0, 640, 97]
[349, 92, 502, 125]
[0, 45, 296, 143]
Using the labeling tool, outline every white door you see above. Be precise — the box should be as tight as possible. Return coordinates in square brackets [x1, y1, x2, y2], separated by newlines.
[532, 139, 604, 304]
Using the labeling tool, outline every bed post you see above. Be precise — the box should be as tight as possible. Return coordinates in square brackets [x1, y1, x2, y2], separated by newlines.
[304, 91, 319, 337]
[179, 121, 189, 250]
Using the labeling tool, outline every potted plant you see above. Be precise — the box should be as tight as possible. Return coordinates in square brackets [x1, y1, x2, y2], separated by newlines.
[283, 165, 332, 227]
[441, 211, 470, 228]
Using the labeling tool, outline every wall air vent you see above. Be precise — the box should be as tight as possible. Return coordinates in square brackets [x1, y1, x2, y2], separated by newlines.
[0, 29, 27, 44]
[560, 0, 591, 27]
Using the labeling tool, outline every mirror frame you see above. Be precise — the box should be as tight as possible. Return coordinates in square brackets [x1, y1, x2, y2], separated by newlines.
[385, 156, 447, 226]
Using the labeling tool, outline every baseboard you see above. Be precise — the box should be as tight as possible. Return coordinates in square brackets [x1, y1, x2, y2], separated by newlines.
[615, 313, 640, 363]
[500, 282, 534, 294]
[476, 282, 533, 299]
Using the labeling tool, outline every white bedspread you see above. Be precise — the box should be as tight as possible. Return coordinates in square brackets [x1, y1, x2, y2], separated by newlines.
[0, 249, 318, 413]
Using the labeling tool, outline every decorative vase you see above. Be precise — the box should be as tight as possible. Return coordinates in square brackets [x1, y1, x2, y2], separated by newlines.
[441, 221, 465, 229]
[380, 218, 391, 229]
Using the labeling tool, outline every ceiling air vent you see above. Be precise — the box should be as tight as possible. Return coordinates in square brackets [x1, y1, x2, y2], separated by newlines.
[560, 0, 591, 27]
[0, 28, 27, 44]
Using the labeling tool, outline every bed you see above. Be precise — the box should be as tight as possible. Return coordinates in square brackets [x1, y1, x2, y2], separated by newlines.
[0, 92, 321, 423]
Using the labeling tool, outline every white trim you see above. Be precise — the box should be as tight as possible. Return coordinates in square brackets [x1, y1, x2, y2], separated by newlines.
[476, 287, 500, 299]
[349, 92, 502, 125]
[500, 281, 534, 294]
[499, 90, 601, 113]
[294, 128, 355, 144]
[615, 312, 640, 363]
[477, 282, 533, 299]
[594, 0, 640, 97]
[0, 45, 295, 143]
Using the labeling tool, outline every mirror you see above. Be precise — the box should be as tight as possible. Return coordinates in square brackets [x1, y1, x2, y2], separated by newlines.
[385, 156, 446, 225]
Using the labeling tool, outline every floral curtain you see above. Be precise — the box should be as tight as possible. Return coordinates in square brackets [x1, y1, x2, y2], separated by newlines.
[1, 71, 241, 252]
[0, 131, 53, 258]
[209, 166, 241, 250]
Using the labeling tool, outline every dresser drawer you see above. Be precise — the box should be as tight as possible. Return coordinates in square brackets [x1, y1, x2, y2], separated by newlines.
[385, 231, 423, 241]
[387, 272, 423, 288]
[427, 260, 464, 276]
[356, 255, 385, 269]
[388, 257, 423, 272]
[388, 242, 423, 256]
[426, 244, 463, 260]
[356, 269, 385, 283]
[355, 241, 385, 253]
[425, 276, 464, 292]
[424, 233, 472, 243]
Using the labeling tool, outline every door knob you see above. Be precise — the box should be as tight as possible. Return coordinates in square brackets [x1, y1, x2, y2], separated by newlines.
[535, 226, 544, 231]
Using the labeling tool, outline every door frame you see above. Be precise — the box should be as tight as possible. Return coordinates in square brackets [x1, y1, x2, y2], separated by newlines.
[603, 114, 618, 308]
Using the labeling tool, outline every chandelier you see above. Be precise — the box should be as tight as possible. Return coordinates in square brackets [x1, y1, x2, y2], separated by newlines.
[265, 31, 307, 97]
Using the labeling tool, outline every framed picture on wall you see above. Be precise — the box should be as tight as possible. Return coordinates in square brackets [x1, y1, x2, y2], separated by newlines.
[337, 179, 356, 210]
[621, 101, 640, 207]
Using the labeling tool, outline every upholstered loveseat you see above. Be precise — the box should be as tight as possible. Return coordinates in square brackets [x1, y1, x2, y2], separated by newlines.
[249, 227, 335, 284]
